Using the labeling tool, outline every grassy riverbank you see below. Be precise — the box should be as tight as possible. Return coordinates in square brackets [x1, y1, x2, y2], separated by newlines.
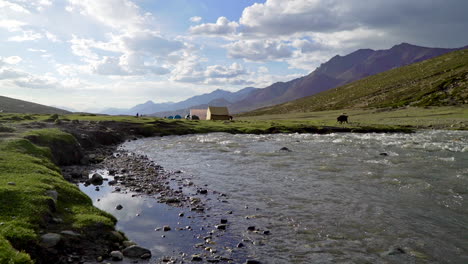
[0, 107, 465, 262]
[0, 129, 118, 263]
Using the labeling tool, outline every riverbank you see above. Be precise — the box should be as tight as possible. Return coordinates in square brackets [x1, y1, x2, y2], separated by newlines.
[0, 110, 462, 263]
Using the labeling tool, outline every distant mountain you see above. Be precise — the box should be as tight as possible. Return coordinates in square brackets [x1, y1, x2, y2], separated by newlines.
[240, 48, 468, 117]
[101, 87, 258, 116]
[230, 43, 466, 113]
[0, 95, 70, 114]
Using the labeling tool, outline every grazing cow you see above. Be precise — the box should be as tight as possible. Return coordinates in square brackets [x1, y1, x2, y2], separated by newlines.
[337, 115, 348, 124]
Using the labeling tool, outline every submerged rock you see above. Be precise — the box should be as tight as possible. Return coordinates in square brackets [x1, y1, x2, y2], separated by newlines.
[279, 147, 292, 152]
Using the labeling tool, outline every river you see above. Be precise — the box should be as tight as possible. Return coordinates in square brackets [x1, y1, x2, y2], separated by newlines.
[86, 130, 468, 263]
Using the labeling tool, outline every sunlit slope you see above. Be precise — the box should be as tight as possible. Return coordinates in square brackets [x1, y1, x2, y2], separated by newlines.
[0, 95, 70, 114]
[241, 49, 468, 116]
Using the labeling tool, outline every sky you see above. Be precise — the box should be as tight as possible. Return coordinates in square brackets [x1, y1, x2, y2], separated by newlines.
[0, 0, 467, 112]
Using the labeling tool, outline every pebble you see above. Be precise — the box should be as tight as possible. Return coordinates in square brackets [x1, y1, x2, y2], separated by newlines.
[163, 225, 171, 231]
[179, 212, 184, 217]
[247, 226, 256, 231]
[7, 182, 16, 186]
[245, 260, 262, 264]
[220, 219, 228, 224]
[116, 204, 123, 210]
[191, 255, 203, 261]
[237, 243, 244, 248]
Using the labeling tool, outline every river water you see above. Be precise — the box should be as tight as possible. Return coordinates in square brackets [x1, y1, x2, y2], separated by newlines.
[114, 131, 467, 263]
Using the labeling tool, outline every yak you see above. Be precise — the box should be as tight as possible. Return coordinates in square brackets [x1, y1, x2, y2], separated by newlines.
[337, 114, 348, 124]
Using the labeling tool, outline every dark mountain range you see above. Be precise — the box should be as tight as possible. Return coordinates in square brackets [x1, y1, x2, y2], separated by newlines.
[101, 87, 258, 115]
[229, 43, 466, 113]
[0, 95, 70, 114]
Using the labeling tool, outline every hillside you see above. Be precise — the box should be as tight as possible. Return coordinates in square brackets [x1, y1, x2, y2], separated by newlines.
[240, 49, 468, 116]
[0, 95, 70, 114]
[230, 43, 465, 113]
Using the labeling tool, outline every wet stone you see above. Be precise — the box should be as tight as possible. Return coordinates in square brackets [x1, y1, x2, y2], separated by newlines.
[215, 224, 227, 230]
[247, 226, 256, 231]
[163, 225, 171, 231]
[116, 204, 123, 210]
[110, 251, 123, 261]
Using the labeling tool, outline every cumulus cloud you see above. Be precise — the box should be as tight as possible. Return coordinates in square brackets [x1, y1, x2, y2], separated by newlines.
[66, 0, 148, 31]
[190, 17, 238, 35]
[226, 40, 293, 61]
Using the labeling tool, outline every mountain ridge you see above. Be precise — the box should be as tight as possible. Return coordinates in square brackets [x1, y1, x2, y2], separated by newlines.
[0, 95, 71, 114]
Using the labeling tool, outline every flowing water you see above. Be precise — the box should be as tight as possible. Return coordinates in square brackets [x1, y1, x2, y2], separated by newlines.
[101, 131, 467, 263]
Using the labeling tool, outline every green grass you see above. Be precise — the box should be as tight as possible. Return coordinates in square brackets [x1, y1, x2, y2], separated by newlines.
[241, 49, 468, 117]
[238, 106, 468, 130]
[0, 131, 116, 263]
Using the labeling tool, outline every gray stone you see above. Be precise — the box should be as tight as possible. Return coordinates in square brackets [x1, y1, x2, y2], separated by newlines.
[60, 230, 80, 237]
[41, 233, 62, 248]
[122, 245, 151, 258]
[110, 251, 123, 261]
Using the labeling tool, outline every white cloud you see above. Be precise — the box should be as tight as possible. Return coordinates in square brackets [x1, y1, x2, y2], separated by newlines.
[190, 17, 238, 35]
[67, 0, 149, 32]
[0, 0, 30, 13]
[0, 19, 27, 32]
[190, 16, 202, 23]
[226, 40, 293, 61]
[8, 30, 43, 42]
[2, 56, 22, 64]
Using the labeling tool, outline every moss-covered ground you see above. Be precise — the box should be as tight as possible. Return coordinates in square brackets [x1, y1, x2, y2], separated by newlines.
[0, 128, 116, 263]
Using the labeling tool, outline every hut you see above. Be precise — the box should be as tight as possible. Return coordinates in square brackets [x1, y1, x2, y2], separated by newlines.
[206, 106, 230, 120]
[190, 109, 207, 120]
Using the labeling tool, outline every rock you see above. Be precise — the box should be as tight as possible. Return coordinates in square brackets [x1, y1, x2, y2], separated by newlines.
[140, 253, 151, 259]
[199, 189, 208, 194]
[263, 230, 271, 235]
[247, 226, 256, 231]
[179, 213, 184, 217]
[116, 204, 123, 210]
[165, 197, 180, 203]
[123, 240, 137, 247]
[41, 233, 62, 248]
[60, 230, 80, 237]
[191, 255, 203, 261]
[237, 242, 244, 248]
[220, 219, 228, 224]
[383, 246, 406, 256]
[380, 152, 388, 156]
[108, 180, 117, 185]
[90, 173, 104, 185]
[7, 182, 16, 186]
[122, 245, 151, 258]
[110, 251, 123, 261]
[279, 147, 292, 152]
[163, 225, 171, 231]
[215, 224, 227, 230]
[245, 260, 262, 264]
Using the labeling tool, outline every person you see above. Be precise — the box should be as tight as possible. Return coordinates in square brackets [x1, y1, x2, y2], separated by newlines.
[136, 113, 139, 118]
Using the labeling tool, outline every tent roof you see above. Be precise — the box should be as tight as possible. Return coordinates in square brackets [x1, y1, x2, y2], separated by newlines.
[208, 106, 229, 115]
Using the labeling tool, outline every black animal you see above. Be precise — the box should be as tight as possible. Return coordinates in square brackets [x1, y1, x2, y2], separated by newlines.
[337, 115, 348, 124]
